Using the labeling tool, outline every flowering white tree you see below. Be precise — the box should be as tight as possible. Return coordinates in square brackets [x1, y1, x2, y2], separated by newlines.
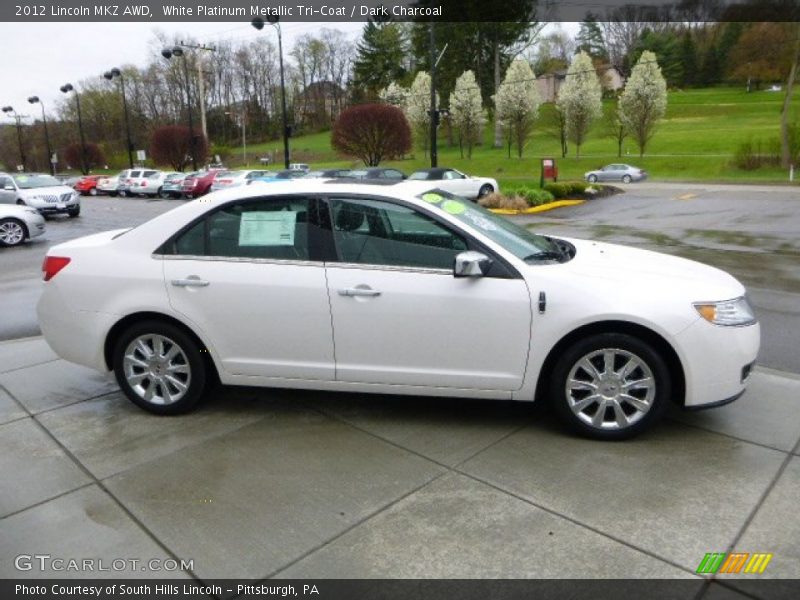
[556, 51, 602, 158]
[379, 81, 407, 107]
[403, 71, 438, 156]
[449, 70, 486, 158]
[493, 59, 541, 158]
[619, 50, 668, 157]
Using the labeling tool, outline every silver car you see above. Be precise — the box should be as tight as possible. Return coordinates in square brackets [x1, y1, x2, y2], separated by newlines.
[584, 164, 647, 184]
[0, 203, 46, 247]
[0, 173, 81, 217]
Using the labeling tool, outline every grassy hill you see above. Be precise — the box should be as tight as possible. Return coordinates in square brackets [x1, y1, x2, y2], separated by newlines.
[234, 86, 800, 186]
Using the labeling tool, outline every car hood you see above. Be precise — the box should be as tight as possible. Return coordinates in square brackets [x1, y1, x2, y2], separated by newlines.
[1, 204, 41, 219]
[556, 237, 745, 301]
[19, 185, 75, 197]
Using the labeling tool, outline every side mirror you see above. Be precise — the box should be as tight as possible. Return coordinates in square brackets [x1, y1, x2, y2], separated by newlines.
[454, 251, 493, 278]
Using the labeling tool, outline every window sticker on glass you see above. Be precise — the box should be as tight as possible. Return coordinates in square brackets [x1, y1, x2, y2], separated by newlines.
[464, 210, 498, 231]
[442, 199, 466, 215]
[239, 211, 296, 247]
[422, 192, 444, 204]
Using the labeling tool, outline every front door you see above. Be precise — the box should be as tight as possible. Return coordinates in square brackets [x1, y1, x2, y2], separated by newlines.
[163, 195, 335, 381]
[324, 196, 531, 391]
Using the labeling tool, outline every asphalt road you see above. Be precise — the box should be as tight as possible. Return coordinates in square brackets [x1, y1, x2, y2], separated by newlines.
[1, 184, 799, 372]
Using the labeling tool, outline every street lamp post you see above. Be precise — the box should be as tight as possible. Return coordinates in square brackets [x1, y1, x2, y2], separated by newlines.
[27, 97, 55, 175]
[1, 106, 27, 171]
[60, 83, 88, 174]
[252, 16, 290, 169]
[162, 46, 198, 171]
[104, 68, 135, 169]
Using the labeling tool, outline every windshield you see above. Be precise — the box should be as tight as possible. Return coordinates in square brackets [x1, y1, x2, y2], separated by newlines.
[416, 190, 562, 261]
[13, 174, 62, 189]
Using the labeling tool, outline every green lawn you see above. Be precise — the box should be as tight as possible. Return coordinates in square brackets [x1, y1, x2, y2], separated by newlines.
[225, 86, 800, 186]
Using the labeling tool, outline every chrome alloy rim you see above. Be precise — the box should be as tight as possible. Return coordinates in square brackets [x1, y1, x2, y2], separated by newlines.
[0, 221, 24, 245]
[123, 334, 191, 405]
[565, 348, 655, 430]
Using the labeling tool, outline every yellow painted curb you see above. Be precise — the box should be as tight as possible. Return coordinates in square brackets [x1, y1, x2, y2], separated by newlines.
[489, 199, 585, 215]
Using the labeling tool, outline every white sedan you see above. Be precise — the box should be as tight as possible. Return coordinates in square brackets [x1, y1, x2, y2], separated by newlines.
[0, 203, 46, 246]
[36, 181, 759, 440]
[407, 168, 498, 199]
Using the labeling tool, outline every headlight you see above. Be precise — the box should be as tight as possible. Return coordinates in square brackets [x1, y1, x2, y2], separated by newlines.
[693, 296, 756, 326]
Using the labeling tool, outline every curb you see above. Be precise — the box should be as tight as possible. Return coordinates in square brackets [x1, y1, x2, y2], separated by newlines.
[488, 200, 585, 215]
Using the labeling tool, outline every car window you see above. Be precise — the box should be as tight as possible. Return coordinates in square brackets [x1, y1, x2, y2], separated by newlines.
[329, 197, 467, 270]
[172, 197, 311, 261]
[0, 176, 13, 189]
[143, 171, 158, 178]
[383, 170, 404, 179]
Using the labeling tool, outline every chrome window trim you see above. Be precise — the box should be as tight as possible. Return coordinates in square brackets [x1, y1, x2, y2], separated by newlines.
[156, 254, 324, 268]
[324, 261, 451, 275]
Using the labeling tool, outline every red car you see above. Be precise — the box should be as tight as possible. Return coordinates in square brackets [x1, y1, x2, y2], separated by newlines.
[73, 175, 103, 196]
[181, 169, 223, 198]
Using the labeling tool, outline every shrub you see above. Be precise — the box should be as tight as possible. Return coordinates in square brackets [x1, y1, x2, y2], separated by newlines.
[514, 187, 555, 206]
[478, 192, 529, 210]
[544, 181, 587, 198]
[150, 125, 209, 171]
[332, 103, 411, 166]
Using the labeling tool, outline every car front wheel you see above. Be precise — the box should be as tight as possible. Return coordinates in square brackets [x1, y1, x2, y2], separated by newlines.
[67, 206, 80, 218]
[113, 321, 207, 415]
[549, 333, 670, 440]
[478, 184, 494, 198]
[0, 218, 27, 247]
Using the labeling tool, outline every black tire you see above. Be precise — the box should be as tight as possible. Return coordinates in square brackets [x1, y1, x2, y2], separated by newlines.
[118, 190, 128, 198]
[548, 333, 671, 440]
[113, 320, 207, 415]
[478, 184, 494, 198]
[587, 174, 598, 183]
[109, 191, 118, 197]
[16, 199, 25, 206]
[622, 175, 632, 184]
[88, 187, 98, 196]
[0, 218, 27, 247]
[67, 206, 80, 218]
[158, 187, 170, 199]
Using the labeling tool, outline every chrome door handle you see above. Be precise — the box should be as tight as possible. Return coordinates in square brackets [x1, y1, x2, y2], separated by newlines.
[171, 277, 210, 288]
[338, 287, 381, 297]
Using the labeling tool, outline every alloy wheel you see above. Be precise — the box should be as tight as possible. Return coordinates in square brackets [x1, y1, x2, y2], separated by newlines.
[122, 334, 192, 405]
[0, 220, 25, 246]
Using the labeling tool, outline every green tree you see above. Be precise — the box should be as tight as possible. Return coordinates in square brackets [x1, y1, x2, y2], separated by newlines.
[353, 20, 408, 99]
[679, 32, 698, 87]
[619, 51, 668, 157]
[576, 13, 608, 61]
[556, 51, 603, 159]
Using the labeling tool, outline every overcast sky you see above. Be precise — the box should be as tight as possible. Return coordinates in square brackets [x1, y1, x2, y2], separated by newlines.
[0, 21, 576, 125]
[0, 21, 363, 121]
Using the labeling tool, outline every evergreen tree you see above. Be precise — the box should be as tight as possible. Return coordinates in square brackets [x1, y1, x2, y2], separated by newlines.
[679, 32, 698, 87]
[576, 13, 608, 61]
[353, 20, 408, 98]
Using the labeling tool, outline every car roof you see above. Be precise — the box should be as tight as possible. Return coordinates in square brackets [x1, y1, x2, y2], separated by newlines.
[412, 168, 452, 177]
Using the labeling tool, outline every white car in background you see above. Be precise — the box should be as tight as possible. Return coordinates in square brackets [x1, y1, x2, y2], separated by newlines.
[97, 173, 122, 196]
[0, 203, 46, 246]
[407, 168, 498, 199]
[210, 170, 272, 192]
[127, 170, 179, 198]
[37, 181, 759, 440]
[0, 172, 80, 217]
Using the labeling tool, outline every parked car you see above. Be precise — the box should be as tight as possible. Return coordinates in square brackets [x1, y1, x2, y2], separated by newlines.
[348, 167, 406, 181]
[0, 203, 46, 247]
[289, 163, 310, 173]
[97, 173, 122, 196]
[584, 164, 647, 183]
[304, 169, 353, 179]
[0, 172, 80, 217]
[123, 169, 170, 198]
[37, 181, 759, 440]
[249, 170, 308, 184]
[210, 170, 272, 192]
[160, 172, 189, 199]
[73, 175, 103, 196]
[117, 169, 145, 197]
[182, 169, 224, 198]
[408, 168, 498, 199]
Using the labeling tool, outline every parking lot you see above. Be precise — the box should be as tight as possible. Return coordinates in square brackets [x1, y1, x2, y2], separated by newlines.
[1, 185, 799, 596]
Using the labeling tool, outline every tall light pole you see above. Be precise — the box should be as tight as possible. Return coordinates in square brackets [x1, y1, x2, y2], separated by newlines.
[60, 83, 88, 174]
[1, 106, 27, 171]
[252, 16, 290, 169]
[429, 21, 438, 168]
[26, 97, 54, 174]
[104, 68, 135, 169]
[162, 46, 198, 171]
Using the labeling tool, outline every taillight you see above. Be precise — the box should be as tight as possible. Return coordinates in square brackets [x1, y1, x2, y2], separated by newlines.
[42, 256, 71, 282]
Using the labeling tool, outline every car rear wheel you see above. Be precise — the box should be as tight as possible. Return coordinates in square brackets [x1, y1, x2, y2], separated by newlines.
[113, 321, 207, 415]
[478, 184, 494, 198]
[89, 188, 97, 196]
[158, 187, 170, 199]
[549, 333, 670, 440]
[587, 174, 598, 183]
[622, 175, 632, 183]
[0, 218, 27, 247]
[119, 190, 128, 198]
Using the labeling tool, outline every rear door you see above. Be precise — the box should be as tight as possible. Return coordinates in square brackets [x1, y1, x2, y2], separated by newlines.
[162, 195, 335, 380]
[0, 176, 16, 204]
[322, 195, 532, 391]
